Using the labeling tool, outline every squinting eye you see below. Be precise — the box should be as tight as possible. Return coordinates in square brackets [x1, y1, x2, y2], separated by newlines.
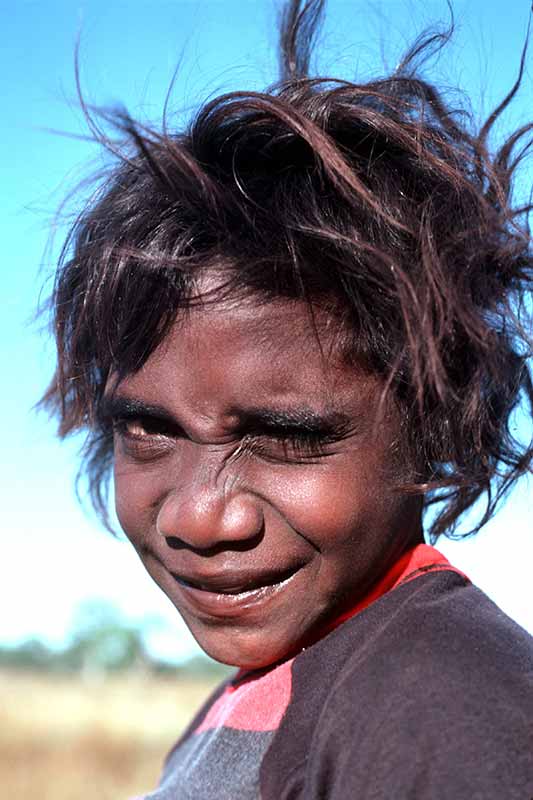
[113, 416, 163, 438]
[111, 416, 178, 459]
[248, 431, 331, 463]
[122, 419, 150, 438]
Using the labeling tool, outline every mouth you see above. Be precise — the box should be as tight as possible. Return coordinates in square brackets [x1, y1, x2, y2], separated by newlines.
[168, 563, 304, 617]
[171, 564, 300, 595]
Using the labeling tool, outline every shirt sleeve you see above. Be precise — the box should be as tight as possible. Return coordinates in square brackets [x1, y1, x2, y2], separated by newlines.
[303, 617, 533, 799]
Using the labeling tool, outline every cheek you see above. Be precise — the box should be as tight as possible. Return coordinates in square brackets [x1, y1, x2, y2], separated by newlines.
[113, 458, 161, 543]
[260, 456, 408, 555]
[262, 463, 375, 539]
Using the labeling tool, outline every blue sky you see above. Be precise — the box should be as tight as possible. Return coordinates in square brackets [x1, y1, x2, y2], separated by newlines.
[3, 0, 533, 662]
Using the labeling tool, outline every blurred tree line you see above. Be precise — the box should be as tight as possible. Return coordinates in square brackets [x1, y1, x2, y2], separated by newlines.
[0, 600, 230, 678]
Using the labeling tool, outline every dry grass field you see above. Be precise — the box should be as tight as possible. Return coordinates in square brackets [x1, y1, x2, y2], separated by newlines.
[1, 668, 222, 799]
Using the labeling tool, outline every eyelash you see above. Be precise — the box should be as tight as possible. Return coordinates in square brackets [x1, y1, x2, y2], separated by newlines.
[242, 431, 329, 462]
[113, 416, 171, 438]
[111, 415, 333, 462]
[111, 416, 174, 456]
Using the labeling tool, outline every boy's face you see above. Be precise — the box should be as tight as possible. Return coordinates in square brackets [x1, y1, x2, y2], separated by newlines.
[110, 292, 422, 669]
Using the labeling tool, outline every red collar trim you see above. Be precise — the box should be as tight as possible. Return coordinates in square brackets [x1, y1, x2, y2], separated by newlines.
[235, 544, 466, 683]
[317, 543, 467, 639]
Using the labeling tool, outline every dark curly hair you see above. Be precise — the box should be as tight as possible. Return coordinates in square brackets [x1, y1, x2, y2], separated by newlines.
[42, 0, 533, 540]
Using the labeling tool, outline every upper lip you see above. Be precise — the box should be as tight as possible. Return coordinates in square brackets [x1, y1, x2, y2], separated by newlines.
[170, 564, 301, 594]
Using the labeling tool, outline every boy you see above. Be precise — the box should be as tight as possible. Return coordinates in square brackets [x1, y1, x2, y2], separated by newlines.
[44, 1, 533, 796]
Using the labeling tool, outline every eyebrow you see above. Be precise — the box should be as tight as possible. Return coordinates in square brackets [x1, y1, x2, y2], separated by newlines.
[234, 407, 351, 436]
[100, 394, 351, 436]
[99, 395, 177, 426]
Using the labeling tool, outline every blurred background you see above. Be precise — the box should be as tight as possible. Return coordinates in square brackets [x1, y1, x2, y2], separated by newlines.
[2, 0, 533, 797]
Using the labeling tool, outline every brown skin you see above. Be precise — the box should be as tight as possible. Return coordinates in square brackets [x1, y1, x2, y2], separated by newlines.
[109, 293, 423, 670]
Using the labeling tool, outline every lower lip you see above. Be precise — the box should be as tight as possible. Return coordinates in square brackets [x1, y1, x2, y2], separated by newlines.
[171, 573, 300, 619]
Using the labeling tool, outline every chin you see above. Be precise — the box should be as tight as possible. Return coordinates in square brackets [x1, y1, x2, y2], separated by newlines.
[191, 625, 296, 671]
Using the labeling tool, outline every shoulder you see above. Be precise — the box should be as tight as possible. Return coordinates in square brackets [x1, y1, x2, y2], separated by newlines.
[308, 569, 533, 701]
[344, 567, 533, 684]
[262, 570, 533, 800]
[313, 571, 533, 799]
[321, 569, 532, 729]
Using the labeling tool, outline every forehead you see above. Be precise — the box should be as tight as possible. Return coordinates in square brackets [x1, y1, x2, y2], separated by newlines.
[117, 294, 379, 417]
[171, 295, 342, 364]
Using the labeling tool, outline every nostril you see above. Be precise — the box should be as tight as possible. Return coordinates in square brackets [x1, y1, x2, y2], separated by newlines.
[162, 527, 265, 557]
[166, 536, 185, 550]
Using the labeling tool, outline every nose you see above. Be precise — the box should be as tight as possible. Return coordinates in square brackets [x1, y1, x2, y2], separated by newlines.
[155, 477, 264, 551]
